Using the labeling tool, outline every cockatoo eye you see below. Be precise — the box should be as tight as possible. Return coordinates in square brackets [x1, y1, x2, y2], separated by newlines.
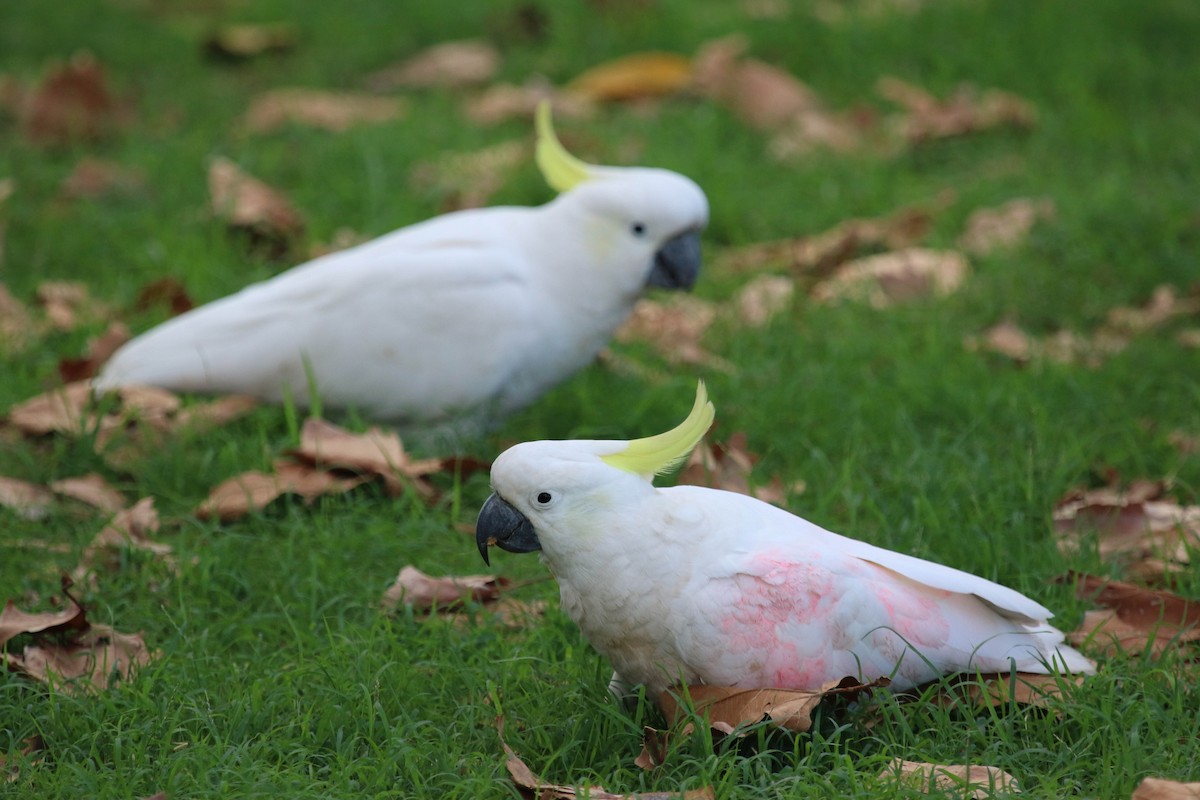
[631, 222, 646, 237]
[535, 491, 554, 506]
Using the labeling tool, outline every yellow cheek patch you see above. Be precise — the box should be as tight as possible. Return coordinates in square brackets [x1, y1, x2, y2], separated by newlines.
[602, 382, 715, 478]
[535, 100, 595, 193]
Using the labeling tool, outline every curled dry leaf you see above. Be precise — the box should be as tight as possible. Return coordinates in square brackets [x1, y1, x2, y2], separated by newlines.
[880, 760, 1020, 799]
[1054, 480, 1199, 584]
[1, 576, 155, 694]
[292, 417, 447, 496]
[47, 473, 126, 513]
[364, 40, 500, 91]
[677, 433, 804, 507]
[462, 81, 595, 126]
[1, 735, 45, 784]
[659, 676, 881, 735]
[1060, 572, 1200, 657]
[241, 88, 406, 134]
[1132, 777, 1200, 800]
[380, 565, 509, 612]
[811, 248, 968, 308]
[965, 320, 1127, 368]
[615, 296, 733, 372]
[567, 52, 693, 102]
[208, 156, 305, 248]
[71, 497, 175, 587]
[409, 140, 526, 211]
[958, 197, 1055, 255]
[877, 76, 1036, 144]
[204, 23, 298, 60]
[734, 275, 794, 328]
[194, 460, 367, 521]
[37, 280, 111, 332]
[918, 671, 1084, 713]
[1104, 285, 1200, 335]
[60, 157, 147, 200]
[0, 476, 55, 520]
[18, 52, 129, 147]
[134, 276, 195, 317]
[0, 472, 125, 521]
[58, 321, 131, 382]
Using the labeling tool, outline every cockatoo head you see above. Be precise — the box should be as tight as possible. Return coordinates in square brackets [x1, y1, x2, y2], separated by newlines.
[535, 103, 709, 291]
[476, 382, 715, 565]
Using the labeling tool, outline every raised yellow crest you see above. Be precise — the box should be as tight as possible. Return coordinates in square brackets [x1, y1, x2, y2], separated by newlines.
[535, 100, 595, 193]
[602, 382, 715, 478]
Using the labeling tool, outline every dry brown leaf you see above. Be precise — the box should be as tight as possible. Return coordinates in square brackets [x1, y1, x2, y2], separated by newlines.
[0, 282, 35, 354]
[462, 81, 596, 126]
[497, 717, 714, 800]
[59, 157, 146, 200]
[567, 52, 693, 102]
[71, 497, 175, 586]
[811, 248, 968, 308]
[364, 40, 500, 91]
[1132, 777, 1200, 800]
[48, 473, 126, 513]
[380, 565, 510, 612]
[58, 321, 131, 382]
[917, 671, 1084, 713]
[242, 88, 406, 134]
[291, 417, 445, 497]
[677, 433, 804, 506]
[1061, 572, 1200, 657]
[1167, 430, 1200, 456]
[633, 724, 696, 771]
[659, 676, 879, 734]
[0, 476, 55, 520]
[958, 197, 1055, 255]
[1105, 285, 1200, 335]
[1, 735, 45, 784]
[409, 140, 526, 211]
[204, 23, 297, 60]
[134, 277, 195, 317]
[194, 460, 367, 521]
[172, 395, 258, 432]
[734, 275, 794, 328]
[965, 320, 1127, 368]
[1, 577, 155, 693]
[614, 296, 732, 371]
[208, 156, 305, 248]
[36, 280, 111, 332]
[878, 76, 1036, 144]
[1054, 481, 1198, 583]
[880, 759, 1020, 798]
[19, 52, 127, 147]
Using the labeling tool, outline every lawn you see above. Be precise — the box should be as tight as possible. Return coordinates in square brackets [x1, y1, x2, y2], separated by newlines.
[2, 0, 1199, 797]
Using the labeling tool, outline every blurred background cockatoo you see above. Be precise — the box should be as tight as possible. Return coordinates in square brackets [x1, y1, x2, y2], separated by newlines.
[95, 103, 709, 438]
[476, 383, 1095, 694]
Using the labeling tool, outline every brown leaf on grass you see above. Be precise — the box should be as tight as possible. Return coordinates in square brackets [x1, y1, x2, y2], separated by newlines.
[918, 671, 1085, 713]
[1167, 430, 1200, 456]
[958, 197, 1055, 255]
[241, 88, 406, 134]
[614, 296, 733, 371]
[811, 248, 968, 308]
[1, 735, 45, 784]
[208, 156, 305, 249]
[409, 140, 526, 211]
[497, 717, 714, 800]
[878, 76, 1036, 144]
[633, 724, 697, 771]
[1, 576, 155, 693]
[0, 476, 55, 520]
[36, 280, 111, 332]
[204, 23, 298, 60]
[1053, 480, 1199, 583]
[964, 320, 1127, 368]
[19, 52, 129, 147]
[692, 36, 861, 156]
[734, 275, 794, 328]
[1132, 777, 1200, 800]
[567, 52, 693, 102]
[47, 473, 126, 513]
[380, 565, 510, 612]
[0, 282, 35, 354]
[134, 276, 195, 317]
[292, 417, 446, 497]
[364, 40, 500, 91]
[71, 497, 175, 586]
[462, 81, 596, 126]
[1177, 329, 1200, 349]
[659, 676, 880, 735]
[677, 433, 804, 506]
[193, 460, 367, 521]
[880, 759, 1020, 799]
[1060, 572, 1200, 657]
[59, 157, 147, 200]
[58, 321, 131, 382]
[1104, 285, 1200, 335]
[172, 394, 259, 431]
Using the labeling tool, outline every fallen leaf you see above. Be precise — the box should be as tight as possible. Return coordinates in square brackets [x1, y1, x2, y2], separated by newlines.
[59, 157, 147, 201]
[567, 52, 693, 102]
[0, 282, 35, 354]
[878, 76, 1036, 144]
[133, 276, 194, 317]
[291, 417, 446, 497]
[172, 394, 258, 431]
[633, 724, 696, 771]
[880, 759, 1020, 799]
[19, 52, 127, 147]
[0, 476, 55, 520]
[1167, 430, 1200, 456]
[380, 565, 510, 612]
[462, 81, 595, 126]
[48, 473, 126, 513]
[58, 321, 131, 382]
[208, 156, 305, 252]
[918, 671, 1084, 713]
[204, 23, 298, 60]
[1060, 572, 1200, 657]
[0, 735, 45, 784]
[734, 274, 794, 327]
[71, 497, 175, 586]
[677, 433, 804, 506]
[811, 248, 968, 308]
[241, 88, 406, 134]
[958, 197, 1055, 255]
[659, 676, 880, 734]
[409, 140, 526, 211]
[364, 40, 500, 91]
[1104, 285, 1200, 335]
[36, 280, 110, 332]
[1132, 777, 1200, 800]
[193, 460, 367, 521]
[614, 296, 732, 371]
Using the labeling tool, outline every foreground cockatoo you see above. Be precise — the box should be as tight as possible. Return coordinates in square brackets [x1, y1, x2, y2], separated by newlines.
[476, 383, 1095, 694]
[95, 104, 708, 437]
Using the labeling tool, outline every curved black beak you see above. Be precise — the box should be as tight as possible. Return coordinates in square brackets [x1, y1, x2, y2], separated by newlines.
[646, 229, 702, 290]
[475, 493, 542, 565]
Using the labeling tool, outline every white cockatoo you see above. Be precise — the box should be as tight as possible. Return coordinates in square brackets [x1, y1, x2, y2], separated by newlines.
[476, 383, 1095, 694]
[94, 103, 709, 437]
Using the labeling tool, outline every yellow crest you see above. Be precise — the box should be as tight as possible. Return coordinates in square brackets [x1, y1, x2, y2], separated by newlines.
[602, 382, 715, 478]
[535, 100, 594, 193]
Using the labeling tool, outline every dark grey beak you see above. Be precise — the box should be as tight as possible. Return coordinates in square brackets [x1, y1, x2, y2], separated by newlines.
[646, 229, 702, 290]
[476, 493, 542, 566]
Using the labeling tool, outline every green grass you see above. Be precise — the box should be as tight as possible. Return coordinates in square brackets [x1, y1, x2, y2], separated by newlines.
[3, 0, 1200, 797]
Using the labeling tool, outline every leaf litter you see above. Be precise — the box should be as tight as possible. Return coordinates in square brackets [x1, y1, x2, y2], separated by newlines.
[207, 156, 305, 255]
[380, 565, 510, 613]
[363, 40, 501, 91]
[241, 88, 406, 134]
[676, 432, 805, 506]
[1059, 572, 1200, 658]
[879, 759, 1020, 799]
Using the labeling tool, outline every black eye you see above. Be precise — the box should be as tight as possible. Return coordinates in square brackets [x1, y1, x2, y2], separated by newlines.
[536, 491, 553, 505]
[631, 222, 646, 237]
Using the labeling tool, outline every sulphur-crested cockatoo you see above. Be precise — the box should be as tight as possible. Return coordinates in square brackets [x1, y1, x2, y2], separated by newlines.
[476, 383, 1095, 694]
[95, 103, 708, 436]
